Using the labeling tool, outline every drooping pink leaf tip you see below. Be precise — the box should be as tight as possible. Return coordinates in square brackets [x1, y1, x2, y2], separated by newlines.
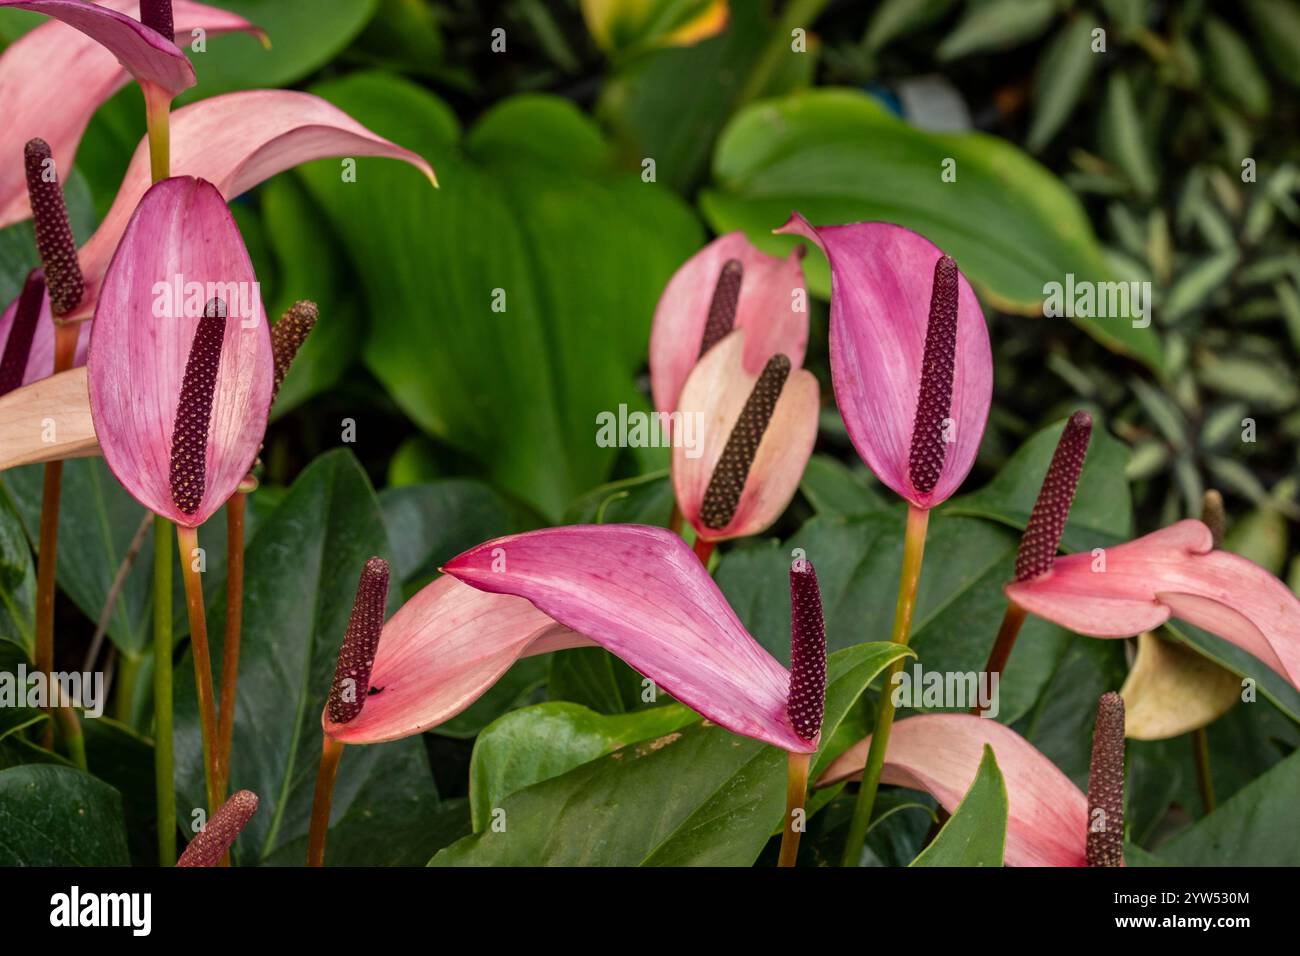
[1086, 691, 1125, 868]
[1014, 410, 1093, 581]
[175, 790, 259, 867]
[700, 353, 792, 530]
[788, 558, 826, 741]
[23, 139, 82, 317]
[327, 556, 390, 724]
[0, 269, 45, 397]
[169, 298, 227, 517]
[139, 0, 175, 38]
[907, 255, 959, 496]
[699, 259, 743, 357]
[271, 300, 318, 402]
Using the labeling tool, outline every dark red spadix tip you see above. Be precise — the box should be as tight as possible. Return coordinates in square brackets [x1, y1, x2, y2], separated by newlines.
[175, 789, 258, 867]
[0, 269, 45, 397]
[700, 353, 791, 530]
[1086, 692, 1125, 868]
[907, 255, 959, 496]
[327, 557, 390, 725]
[1201, 489, 1226, 549]
[139, 0, 174, 38]
[699, 259, 743, 358]
[169, 298, 226, 517]
[1014, 410, 1092, 581]
[270, 300, 318, 402]
[787, 558, 826, 741]
[23, 139, 82, 317]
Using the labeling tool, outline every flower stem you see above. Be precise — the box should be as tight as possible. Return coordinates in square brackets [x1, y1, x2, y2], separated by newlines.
[54, 705, 86, 770]
[970, 602, 1028, 715]
[154, 516, 176, 866]
[840, 504, 930, 867]
[307, 736, 345, 867]
[692, 536, 715, 565]
[1193, 726, 1216, 815]
[777, 750, 812, 867]
[668, 502, 684, 538]
[144, 83, 171, 184]
[176, 523, 220, 815]
[215, 492, 246, 801]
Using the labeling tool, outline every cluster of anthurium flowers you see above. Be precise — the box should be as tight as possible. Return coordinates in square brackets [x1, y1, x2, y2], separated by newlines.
[3, 2, 1298, 870]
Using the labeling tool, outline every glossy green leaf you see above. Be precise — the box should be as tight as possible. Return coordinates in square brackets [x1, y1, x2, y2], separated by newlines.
[863, 0, 952, 52]
[910, 744, 1007, 866]
[936, 0, 1056, 61]
[379, 479, 519, 585]
[701, 89, 1162, 369]
[1100, 72, 1157, 198]
[0, 764, 129, 865]
[562, 471, 675, 526]
[799, 454, 887, 517]
[1027, 14, 1101, 152]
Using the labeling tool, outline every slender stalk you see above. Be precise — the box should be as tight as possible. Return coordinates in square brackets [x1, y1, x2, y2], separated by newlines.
[53, 705, 86, 770]
[692, 536, 715, 565]
[216, 492, 246, 800]
[840, 504, 930, 867]
[971, 602, 1028, 715]
[143, 83, 171, 184]
[113, 653, 143, 724]
[777, 750, 812, 867]
[176, 524, 220, 815]
[668, 502, 684, 538]
[33, 323, 79, 748]
[85, 511, 154, 674]
[1192, 726, 1216, 815]
[307, 736, 345, 867]
[154, 517, 176, 866]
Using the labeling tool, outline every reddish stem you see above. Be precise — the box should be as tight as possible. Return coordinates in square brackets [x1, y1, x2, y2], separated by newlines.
[216, 491, 246, 800]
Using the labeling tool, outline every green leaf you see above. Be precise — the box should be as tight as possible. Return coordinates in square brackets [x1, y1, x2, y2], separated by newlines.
[562, 471, 675, 526]
[1203, 16, 1271, 116]
[1027, 14, 1101, 152]
[174, 450, 443, 866]
[1166, 621, 1300, 726]
[944, 414, 1134, 552]
[378, 479, 519, 585]
[1244, 0, 1300, 86]
[864, 0, 953, 52]
[431, 642, 913, 865]
[799, 454, 887, 517]
[0, 487, 35, 657]
[469, 701, 696, 831]
[548, 647, 649, 714]
[583, 0, 726, 58]
[298, 73, 702, 519]
[1100, 71, 1157, 198]
[1163, 250, 1240, 322]
[910, 745, 1007, 866]
[700, 89, 1163, 369]
[936, 0, 1056, 61]
[1156, 747, 1300, 865]
[0, 765, 129, 865]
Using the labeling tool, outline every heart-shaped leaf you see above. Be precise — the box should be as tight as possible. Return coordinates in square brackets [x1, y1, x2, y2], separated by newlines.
[0, 764, 129, 865]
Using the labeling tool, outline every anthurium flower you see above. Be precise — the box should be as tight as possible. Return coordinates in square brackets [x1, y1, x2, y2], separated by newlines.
[322, 524, 817, 753]
[649, 232, 807, 416]
[671, 331, 819, 543]
[86, 176, 272, 527]
[175, 789, 258, 867]
[1005, 519, 1300, 692]
[0, 0, 261, 228]
[819, 693, 1128, 867]
[775, 213, 992, 508]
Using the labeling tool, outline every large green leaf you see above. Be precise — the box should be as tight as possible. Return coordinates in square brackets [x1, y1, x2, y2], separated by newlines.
[174, 450, 443, 866]
[468, 701, 696, 831]
[431, 642, 913, 866]
[0, 764, 129, 865]
[298, 73, 702, 519]
[700, 89, 1162, 369]
[378, 479, 520, 586]
[0, 488, 34, 657]
[910, 745, 1007, 866]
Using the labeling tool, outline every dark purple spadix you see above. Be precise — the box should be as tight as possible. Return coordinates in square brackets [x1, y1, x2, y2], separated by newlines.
[169, 298, 226, 517]
[1014, 410, 1092, 581]
[327, 557, 390, 724]
[700, 353, 791, 530]
[699, 259, 743, 358]
[270, 300, 318, 402]
[787, 558, 826, 741]
[1085, 692, 1125, 868]
[139, 0, 174, 38]
[175, 790, 258, 867]
[23, 139, 82, 317]
[907, 255, 960, 496]
[0, 269, 45, 397]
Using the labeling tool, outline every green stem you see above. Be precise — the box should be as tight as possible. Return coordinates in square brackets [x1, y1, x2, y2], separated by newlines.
[1193, 726, 1216, 815]
[840, 504, 930, 866]
[154, 517, 176, 867]
[144, 83, 171, 184]
[54, 706, 86, 770]
[734, 0, 830, 110]
[113, 653, 144, 725]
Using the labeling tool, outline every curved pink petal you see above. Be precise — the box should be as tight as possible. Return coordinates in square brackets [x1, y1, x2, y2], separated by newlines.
[443, 524, 814, 752]
[818, 714, 1087, 867]
[671, 331, 818, 541]
[0, 0, 261, 228]
[323, 576, 587, 744]
[649, 231, 807, 415]
[0, 366, 97, 468]
[776, 213, 992, 508]
[1006, 519, 1300, 691]
[71, 89, 436, 319]
[86, 176, 271, 526]
[0, 287, 89, 388]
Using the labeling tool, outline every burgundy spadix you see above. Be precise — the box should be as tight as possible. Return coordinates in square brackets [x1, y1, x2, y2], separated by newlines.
[907, 255, 959, 495]
[788, 558, 826, 741]
[1086, 692, 1125, 867]
[175, 789, 259, 867]
[699, 259, 742, 358]
[139, 0, 174, 38]
[0, 270, 45, 396]
[270, 300, 318, 402]
[327, 557, 390, 725]
[23, 138, 82, 317]
[1015, 411, 1093, 581]
[168, 298, 226, 516]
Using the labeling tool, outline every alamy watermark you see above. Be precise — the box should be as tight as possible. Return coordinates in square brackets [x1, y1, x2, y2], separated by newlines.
[1043, 273, 1151, 329]
[891, 662, 1000, 718]
[0, 664, 104, 717]
[151, 274, 261, 328]
[595, 404, 705, 459]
